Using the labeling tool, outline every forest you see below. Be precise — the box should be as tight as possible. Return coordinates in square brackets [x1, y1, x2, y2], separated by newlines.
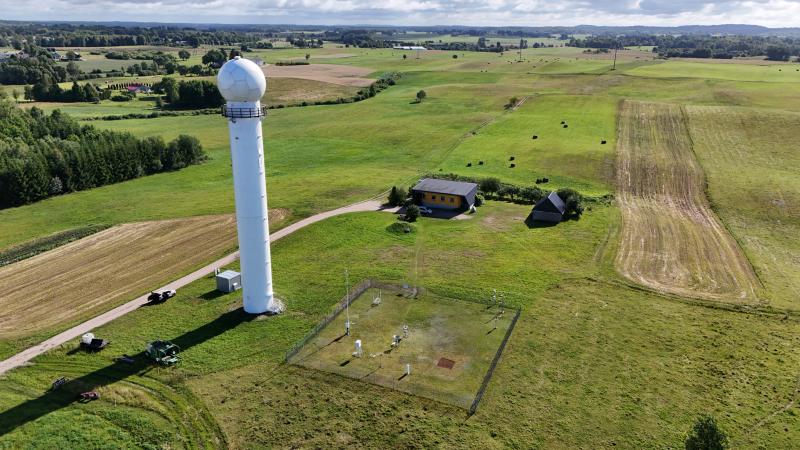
[0, 101, 206, 208]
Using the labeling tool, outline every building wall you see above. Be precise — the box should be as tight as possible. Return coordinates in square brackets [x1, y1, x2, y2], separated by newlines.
[532, 211, 563, 223]
[419, 191, 463, 210]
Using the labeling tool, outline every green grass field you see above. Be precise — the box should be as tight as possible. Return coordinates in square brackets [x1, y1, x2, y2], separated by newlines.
[2, 46, 800, 448]
[290, 286, 515, 409]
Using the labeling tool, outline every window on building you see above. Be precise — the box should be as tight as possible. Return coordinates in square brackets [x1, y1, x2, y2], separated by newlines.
[449, 197, 454, 202]
[440, 195, 445, 201]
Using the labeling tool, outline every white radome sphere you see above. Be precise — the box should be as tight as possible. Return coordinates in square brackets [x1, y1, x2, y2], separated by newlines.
[217, 56, 266, 102]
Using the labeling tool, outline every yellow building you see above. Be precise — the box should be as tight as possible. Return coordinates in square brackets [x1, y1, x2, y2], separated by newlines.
[412, 178, 478, 211]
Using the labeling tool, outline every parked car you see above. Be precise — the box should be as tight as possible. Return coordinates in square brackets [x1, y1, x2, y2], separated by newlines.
[147, 289, 176, 304]
[418, 206, 433, 215]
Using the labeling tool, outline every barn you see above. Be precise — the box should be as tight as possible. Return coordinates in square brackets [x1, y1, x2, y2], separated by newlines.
[411, 178, 478, 211]
[531, 192, 566, 223]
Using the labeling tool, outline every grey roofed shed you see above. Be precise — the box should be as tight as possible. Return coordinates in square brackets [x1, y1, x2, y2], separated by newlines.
[411, 178, 479, 207]
[216, 270, 242, 293]
[531, 192, 566, 223]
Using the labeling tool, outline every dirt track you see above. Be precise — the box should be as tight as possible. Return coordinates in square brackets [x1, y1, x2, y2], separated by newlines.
[0, 215, 238, 338]
[615, 101, 759, 301]
[263, 63, 374, 87]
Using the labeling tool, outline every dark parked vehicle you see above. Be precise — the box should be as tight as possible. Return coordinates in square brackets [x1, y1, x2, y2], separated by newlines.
[147, 289, 176, 304]
[78, 391, 100, 401]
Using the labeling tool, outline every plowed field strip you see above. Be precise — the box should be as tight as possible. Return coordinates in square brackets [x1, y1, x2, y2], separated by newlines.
[615, 101, 759, 301]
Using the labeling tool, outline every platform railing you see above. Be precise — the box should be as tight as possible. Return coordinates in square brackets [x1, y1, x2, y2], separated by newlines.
[221, 105, 268, 119]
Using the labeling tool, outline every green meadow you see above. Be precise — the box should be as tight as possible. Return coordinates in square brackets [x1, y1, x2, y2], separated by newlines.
[1, 46, 799, 448]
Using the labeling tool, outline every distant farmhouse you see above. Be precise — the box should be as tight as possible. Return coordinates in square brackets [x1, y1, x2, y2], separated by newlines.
[412, 178, 478, 211]
[393, 46, 427, 51]
[0, 50, 25, 62]
[531, 192, 566, 223]
[126, 84, 153, 94]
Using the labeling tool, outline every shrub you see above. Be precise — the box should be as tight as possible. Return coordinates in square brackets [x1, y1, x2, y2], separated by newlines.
[474, 195, 484, 207]
[557, 187, 584, 219]
[404, 204, 420, 222]
[415, 90, 427, 102]
[386, 222, 415, 234]
[387, 186, 407, 206]
[685, 415, 728, 450]
[479, 177, 501, 194]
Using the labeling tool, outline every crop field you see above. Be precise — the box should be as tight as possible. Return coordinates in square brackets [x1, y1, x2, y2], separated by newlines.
[0, 215, 238, 360]
[615, 100, 759, 302]
[289, 286, 515, 409]
[263, 63, 375, 86]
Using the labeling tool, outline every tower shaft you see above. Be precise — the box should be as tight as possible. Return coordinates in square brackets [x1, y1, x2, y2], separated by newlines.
[226, 100, 275, 314]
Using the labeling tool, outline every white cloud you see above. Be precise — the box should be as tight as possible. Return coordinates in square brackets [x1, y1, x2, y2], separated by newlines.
[1, 0, 800, 27]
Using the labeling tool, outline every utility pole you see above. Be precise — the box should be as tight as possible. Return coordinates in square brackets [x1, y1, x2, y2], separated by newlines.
[612, 44, 618, 71]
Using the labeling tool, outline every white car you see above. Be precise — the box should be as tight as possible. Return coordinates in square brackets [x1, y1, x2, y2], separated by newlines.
[418, 206, 433, 215]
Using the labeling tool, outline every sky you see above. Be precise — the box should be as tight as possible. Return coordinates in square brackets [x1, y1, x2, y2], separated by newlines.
[2, 0, 800, 28]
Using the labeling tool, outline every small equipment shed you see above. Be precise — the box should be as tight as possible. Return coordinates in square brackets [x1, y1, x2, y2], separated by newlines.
[531, 192, 566, 223]
[216, 270, 242, 293]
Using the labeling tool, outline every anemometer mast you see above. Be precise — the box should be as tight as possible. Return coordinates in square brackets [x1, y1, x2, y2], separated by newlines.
[218, 56, 280, 314]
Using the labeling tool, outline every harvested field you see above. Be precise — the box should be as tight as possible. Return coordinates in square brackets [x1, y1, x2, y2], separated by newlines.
[615, 100, 759, 301]
[263, 63, 374, 87]
[0, 215, 238, 339]
[263, 77, 360, 105]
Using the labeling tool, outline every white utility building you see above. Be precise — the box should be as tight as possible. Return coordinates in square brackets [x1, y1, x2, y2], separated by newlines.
[217, 56, 282, 314]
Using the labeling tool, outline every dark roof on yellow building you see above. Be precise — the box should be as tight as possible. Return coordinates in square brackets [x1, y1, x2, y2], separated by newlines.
[412, 178, 477, 196]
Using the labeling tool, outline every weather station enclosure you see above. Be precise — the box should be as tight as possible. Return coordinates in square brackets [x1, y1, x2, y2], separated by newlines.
[287, 283, 519, 412]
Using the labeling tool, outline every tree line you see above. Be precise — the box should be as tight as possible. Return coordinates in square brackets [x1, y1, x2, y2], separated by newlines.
[0, 101, 206, 208]
[569, 34, 800, 60]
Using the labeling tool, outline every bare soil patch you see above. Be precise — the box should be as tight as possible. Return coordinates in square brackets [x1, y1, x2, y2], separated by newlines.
[0, 215, 238, 338]
[263, 63, 374, 87]
[614, 100, 759, 301]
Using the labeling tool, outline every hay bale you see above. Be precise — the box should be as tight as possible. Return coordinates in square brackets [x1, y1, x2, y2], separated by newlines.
[601, 140, 607, 144]
[509, 163, 516, 168]
[509, 156, 515, 161]
[560, 121, 566, 125]
[478, 161, 484, 165]
[563, 124, 568, 128]
[467, 162, 472, 167]
[532, 135, 538, 140]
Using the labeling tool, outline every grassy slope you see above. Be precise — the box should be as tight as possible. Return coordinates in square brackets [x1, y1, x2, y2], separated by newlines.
[686, 106, 800, 310]
[627, 60, 800, 82]
[438, 94, 617, 195]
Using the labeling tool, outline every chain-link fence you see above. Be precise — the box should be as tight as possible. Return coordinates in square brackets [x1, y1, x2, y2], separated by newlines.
[469, 307, 521, 416]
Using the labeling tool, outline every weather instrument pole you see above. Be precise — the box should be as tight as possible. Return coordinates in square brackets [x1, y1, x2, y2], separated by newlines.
[345, 269, 351, 336]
